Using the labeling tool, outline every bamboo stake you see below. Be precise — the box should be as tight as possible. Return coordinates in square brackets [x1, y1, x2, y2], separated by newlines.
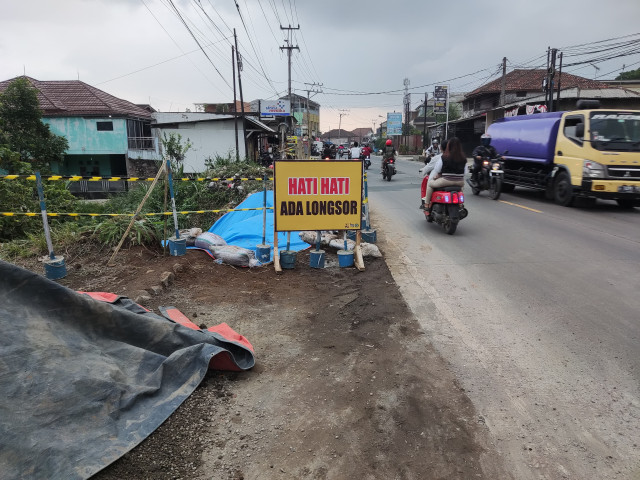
[163, 170, 169, 256]
[107, 163, 166, 266]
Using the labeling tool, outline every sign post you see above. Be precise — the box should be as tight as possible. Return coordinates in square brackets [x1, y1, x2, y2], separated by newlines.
[274, 160, 364, 271]
[434, 85, 449, 139]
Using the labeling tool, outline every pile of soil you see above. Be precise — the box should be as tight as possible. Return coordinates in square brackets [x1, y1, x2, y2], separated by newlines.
[9, 240, 511, 479]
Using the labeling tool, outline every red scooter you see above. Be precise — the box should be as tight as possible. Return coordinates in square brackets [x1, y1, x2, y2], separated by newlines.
[420, 176, 468, 235]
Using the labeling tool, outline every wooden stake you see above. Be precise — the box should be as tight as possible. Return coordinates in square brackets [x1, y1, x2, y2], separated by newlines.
[107, 163, 166, 266]
[354, 230, 365, 271]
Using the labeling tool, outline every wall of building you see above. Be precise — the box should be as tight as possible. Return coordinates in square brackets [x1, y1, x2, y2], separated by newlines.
[155, 119, 246, 173]
[43, 117, 128, 154]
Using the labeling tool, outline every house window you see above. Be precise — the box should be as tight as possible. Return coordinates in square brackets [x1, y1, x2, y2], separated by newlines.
[516, 91, 527, 98]
[97, 121, 113, 131]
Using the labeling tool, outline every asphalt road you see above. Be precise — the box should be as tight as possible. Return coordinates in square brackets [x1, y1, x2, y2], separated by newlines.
[366, 155, 640, 480]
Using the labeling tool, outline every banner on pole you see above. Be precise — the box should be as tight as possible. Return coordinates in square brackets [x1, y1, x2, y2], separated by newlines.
[386, 113, 403, 136]
[434, 85, 448, 114]
[274, 160, 363, 231]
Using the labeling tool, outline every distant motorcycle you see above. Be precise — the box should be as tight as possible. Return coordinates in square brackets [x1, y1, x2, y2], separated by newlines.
[423, 175, 468, 235]
[360, 152, 371, 170]
[382, 157, 396, 181]
[466, 151, 507, 200]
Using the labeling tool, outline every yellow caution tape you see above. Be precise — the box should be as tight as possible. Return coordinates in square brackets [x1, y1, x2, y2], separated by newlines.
[1, 207, 274, 217]
[0, 175, 274, 183]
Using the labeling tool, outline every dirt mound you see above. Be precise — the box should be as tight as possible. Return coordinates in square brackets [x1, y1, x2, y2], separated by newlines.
[11, 244, 510, 479]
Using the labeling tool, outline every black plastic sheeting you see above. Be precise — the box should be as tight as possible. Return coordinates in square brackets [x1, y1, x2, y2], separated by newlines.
[0, 261, 255, 479]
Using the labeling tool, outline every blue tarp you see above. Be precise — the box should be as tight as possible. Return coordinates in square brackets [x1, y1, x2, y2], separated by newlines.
[209, 191, 309, 261]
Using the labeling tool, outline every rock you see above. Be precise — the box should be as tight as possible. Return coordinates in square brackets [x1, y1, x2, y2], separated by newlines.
[131, 290, 151, 304]
[173, 263, 184, 275]
[160, 271, 175, 287]
[148, 285, 163, 296]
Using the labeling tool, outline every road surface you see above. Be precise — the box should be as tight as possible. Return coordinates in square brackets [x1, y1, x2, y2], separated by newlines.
[367, 155, 640, 480]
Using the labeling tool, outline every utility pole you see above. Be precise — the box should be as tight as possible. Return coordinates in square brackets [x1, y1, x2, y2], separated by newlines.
[500, 57, 507, 107]
[338, 110, 349, 144]
[234, 29, 247, 160]
[556, 52, 563, 110]
[422, 92, 428, 152]
[232, 45, 239, 162]
[280, 25, 300, 142]
[303, 82, 323, 153]
[548, 48, 557, 112]
[403, 78, 410, 149]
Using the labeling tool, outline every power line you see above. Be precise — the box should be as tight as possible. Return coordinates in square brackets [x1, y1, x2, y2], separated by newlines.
[164, 0, 233, 90]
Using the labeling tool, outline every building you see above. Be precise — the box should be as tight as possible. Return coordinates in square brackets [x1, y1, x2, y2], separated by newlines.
[427, 69, 640, 154]
[0, 76, 157, 193]
[151, 112, 274, 173]
[283, 93, 320, 138]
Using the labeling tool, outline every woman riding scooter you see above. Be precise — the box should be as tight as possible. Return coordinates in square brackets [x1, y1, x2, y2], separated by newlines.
[423, 137, 466, 210]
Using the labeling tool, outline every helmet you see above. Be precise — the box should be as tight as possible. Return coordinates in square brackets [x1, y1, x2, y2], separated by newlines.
[481, 133, 492, 147]
[385, 139, 392, 146]
[432, 139, 439, 145]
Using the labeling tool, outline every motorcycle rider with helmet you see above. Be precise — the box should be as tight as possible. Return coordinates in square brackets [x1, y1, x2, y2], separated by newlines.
[470, 133, 498, 187]
[426, 139, 441, 157]
[381, 139, 395, 173]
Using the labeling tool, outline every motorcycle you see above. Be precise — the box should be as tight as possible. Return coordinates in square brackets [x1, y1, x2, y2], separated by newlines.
[258, 148, 274, 167]
[360, 152, 371, 170]
[466, 152, 506, 200]
[423, 176, 468, 235]
[382, 157, 396, 181]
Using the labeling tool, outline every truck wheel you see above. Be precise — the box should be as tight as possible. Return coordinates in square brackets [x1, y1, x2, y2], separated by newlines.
[554, 171, 574, 207]
[501, 183, 515, 193]
[616, 199, 636, 209]
[489, 177, 502, 200]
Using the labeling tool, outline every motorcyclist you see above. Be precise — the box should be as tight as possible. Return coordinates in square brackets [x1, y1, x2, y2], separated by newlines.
[419, 139, 448, 208]
[381, 139, 395, 173]
[361, 144, 372, 158]
[424, 137, 466, 210]
[349, 141, 362, 160]
[470, 133, 498, 186]
[426, 139, 441, 157]
[322, 143, 335, 159]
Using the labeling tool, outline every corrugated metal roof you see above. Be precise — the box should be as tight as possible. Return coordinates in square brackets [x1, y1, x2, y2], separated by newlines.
[0, 76, 152, 119]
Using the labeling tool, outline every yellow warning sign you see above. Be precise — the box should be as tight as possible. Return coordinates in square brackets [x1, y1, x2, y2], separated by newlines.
[274, 160, 363, 231]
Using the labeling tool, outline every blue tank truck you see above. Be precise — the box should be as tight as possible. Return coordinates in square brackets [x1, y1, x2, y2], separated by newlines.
[487, 101, 640, 208]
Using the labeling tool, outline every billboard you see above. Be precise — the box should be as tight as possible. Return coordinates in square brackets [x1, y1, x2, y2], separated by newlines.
[387, 112, 403, 136]
[434, 85, 448, 114]
[274, 160, 363, 231]
[260, 99, 290, 117]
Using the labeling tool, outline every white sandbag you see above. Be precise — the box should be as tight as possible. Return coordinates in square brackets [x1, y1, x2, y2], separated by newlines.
[360, 243, 382, 258]
[180, 228, 203, 246]
[194, 232, 227, 250]
[208, 245, 259, 268]
[329, 238, 356, 251]
[299, 231, 338, 246]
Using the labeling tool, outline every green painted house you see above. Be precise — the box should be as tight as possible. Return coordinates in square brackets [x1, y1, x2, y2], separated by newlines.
[0, 76, 159, 192]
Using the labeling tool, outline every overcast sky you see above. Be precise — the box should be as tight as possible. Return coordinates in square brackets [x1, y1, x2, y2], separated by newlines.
[1, 0, 639, 132]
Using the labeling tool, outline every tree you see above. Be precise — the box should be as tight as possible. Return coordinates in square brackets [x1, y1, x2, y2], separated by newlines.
[0, 77, 68, 173]
[161, 132, 192, 175]
[615, 68, 640, 81]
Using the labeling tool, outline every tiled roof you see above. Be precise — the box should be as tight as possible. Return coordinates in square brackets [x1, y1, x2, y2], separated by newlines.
[466, 69, 611, 98]
[0, 76, 152, 119]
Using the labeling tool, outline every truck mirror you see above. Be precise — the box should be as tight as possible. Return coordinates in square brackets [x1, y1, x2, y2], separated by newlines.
[576, 123, 584, 138]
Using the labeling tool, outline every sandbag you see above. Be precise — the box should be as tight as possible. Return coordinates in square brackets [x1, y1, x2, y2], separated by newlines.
[209, 245, 259, 268]
[299, 231, 338, 245]
[181, 228, 203, 247]
[195, 232, 227, 250]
